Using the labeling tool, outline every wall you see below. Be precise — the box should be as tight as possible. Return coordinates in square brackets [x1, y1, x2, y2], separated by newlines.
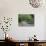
[0, 0, 46, 40]
[44, 15, 46, 40]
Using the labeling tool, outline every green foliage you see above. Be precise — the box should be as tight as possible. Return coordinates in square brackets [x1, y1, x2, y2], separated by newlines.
[18, 14, 34, 24]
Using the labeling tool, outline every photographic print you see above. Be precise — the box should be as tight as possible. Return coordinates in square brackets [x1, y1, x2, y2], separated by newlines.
[18, 14, 34, 26]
